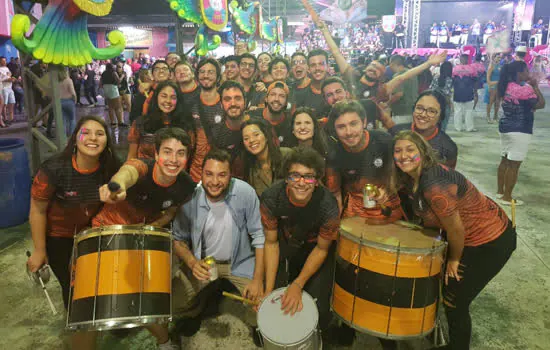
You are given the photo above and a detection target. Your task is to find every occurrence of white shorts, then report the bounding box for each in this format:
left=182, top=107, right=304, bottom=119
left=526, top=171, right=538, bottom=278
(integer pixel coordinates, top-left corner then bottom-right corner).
left=500, top=132, right=531, bottom=161
left=2, top=88, right=15, bottom=104
left=103, top=84, right=120, bottom=100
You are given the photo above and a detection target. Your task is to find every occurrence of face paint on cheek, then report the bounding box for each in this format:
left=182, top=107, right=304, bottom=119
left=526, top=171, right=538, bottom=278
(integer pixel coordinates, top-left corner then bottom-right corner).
left=158, top=158, right=165, bottom=166
left=79, top=128, right=87, bottom=142
left=412, top=154, right=421, bottom=162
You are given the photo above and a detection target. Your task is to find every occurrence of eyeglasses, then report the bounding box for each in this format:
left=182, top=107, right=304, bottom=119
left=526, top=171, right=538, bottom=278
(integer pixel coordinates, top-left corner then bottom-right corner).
left=153, top=67, right=170, bottom=73
left=292, top=59, right=307, bottom=65
left=287, top=173, right=317, bottom=184
left=414, top=105, right=440, bottom=118
left=240, top=62, right=256, bottom=68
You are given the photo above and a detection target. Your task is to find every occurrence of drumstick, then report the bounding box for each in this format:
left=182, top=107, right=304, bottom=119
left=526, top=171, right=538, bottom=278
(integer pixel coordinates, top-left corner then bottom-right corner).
left=511, top=199, right=516, bottom=228
left=222, top=291, right=259, bottom=306
left=26, top=251, right=57, bottom=315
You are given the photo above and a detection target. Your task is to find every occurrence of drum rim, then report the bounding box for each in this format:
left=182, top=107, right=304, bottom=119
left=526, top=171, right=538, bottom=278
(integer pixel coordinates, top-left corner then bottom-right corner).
left=339, top=229, right=447, bottom=254
left=330, top=310, right=435, bottom=340
left=257, top=287, right=319, bottom=343
left=66, top=315, right=171, bottom=331
left=75, top=225, right=171, bottom=243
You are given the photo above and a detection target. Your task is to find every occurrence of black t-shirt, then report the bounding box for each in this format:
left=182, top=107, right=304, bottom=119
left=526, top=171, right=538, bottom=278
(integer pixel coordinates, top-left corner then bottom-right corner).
left=181, top=86, right=201, bottom=130
left=248, top=108, right=293, bottom=147
left=260, top=181, right=339, bottom=258
left=198, top=96, right=224, bottom=142
left=125, top=159, right=196, bottom=212
left=389, top=123, right=458, bottom=169
left=210, top=121, right=243, bottom=163
left=294, top=85, right=329, bottom=120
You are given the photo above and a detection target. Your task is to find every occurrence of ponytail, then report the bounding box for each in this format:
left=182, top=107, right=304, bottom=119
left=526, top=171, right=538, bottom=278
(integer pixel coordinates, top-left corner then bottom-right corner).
left=497, top=61, right=528, bottom=99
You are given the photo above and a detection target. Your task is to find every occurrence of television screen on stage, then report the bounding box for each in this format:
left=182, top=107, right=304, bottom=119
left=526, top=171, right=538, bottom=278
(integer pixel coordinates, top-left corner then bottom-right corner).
left=318, top=0, right=369, bottom=24
left=514, top=0, right=535, bottom=31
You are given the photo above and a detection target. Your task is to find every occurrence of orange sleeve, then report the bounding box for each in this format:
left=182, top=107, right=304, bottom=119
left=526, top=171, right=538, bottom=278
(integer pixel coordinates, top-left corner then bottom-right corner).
left=124, top=159, right=149, bottom=178
left=260, top=203, right=278, bottom=231
left=127, top=120, right=140, bottom=144
left=318, top=216, right=339, bottom=241
left=142, top=93, right=153, bottom=115
left=424, top=183, right=459, bottom=218
left=31, top=169, right=55, bottom=201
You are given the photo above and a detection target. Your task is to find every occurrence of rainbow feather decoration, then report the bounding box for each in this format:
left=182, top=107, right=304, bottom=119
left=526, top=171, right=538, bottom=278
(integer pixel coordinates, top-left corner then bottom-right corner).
left=229, top=1, right=258, bottom=35
left=261, top=16, right=278, bottom=42
left=11, top=0, right=125, bottom=67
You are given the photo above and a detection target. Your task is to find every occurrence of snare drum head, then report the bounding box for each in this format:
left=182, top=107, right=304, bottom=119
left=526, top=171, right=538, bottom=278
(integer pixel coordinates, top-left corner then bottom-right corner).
left=76, top=225, right=171, bottom=243
left=340, top=216, right=445, bottom=250
left=257, top=287, right=318, bottom=344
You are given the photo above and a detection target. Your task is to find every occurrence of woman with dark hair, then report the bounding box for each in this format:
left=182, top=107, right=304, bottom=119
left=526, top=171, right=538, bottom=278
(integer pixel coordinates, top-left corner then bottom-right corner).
left=26, top=115, right=120, bottom=313
left=485, top=53, right=503, bottom=123
left=496, top=60, right=545, bottom=205
left=429, top=61, right=453, bottom=131
left=127, top=80, right=194, bottom=160
left=387, top=130, right=516, bottom=350
left=100, top=63, right=125, bottom=127
left=241, top=117, right=292, bottom=196
left=380, top=89, right=458, bottom=169
left=287, top=107, right=329, bottom=157
left=257, top=52, right=274, bottom=84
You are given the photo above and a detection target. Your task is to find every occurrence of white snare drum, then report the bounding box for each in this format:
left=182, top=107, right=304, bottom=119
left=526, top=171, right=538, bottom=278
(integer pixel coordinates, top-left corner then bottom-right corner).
left=257, top=288, right=321, bottom=350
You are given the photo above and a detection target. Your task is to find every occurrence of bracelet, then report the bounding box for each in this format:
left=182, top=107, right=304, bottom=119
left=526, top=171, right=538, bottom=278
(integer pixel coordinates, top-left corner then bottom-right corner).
left=292, top=281, right=304, bottom=290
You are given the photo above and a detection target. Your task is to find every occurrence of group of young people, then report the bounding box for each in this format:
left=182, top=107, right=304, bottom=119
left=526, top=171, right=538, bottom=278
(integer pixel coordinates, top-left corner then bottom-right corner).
left=24, top=13, right=543, bottom=350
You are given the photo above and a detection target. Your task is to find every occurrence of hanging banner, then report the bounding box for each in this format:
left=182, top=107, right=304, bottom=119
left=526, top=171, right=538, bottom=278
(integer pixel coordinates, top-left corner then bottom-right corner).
left=382, top=15, right=397, bottom=33
left=200, top=0, right=229, bottom=32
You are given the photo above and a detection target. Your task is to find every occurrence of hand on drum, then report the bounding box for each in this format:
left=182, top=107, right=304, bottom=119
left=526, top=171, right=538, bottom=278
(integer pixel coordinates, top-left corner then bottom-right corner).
left=27, top=250, right=47, bottom=273
left=445, top=259, right=463, bottom=285
left=191, top=260, right=211, bottom=281
left=281, top=282, right=303, bottom=316
left=99, top=183, right=127, bottom=203
left=243, top=278, right=264, bottom=305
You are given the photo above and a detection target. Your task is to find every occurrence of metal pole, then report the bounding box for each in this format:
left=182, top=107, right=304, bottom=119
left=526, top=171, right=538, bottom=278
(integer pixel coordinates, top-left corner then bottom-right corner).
left=175, top=14, right=183, bottom=55
left=49, top=66, right=67, bottom=147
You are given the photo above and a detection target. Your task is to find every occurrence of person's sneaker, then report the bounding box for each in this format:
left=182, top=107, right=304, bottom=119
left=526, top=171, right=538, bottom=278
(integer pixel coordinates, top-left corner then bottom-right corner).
left=251, top=327, right=263, bottom=347
left=173, top=316, right=201, bottom=337
left=158, top=339, right=180, bottom=350
left=498, top=198, right=524, bottom=206
left=88, top=103, right=96, bottom=108
left=495, top=193, right=504, bottom=199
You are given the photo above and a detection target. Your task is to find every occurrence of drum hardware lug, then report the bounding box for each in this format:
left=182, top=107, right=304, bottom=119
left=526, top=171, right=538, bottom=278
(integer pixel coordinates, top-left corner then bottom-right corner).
left=255, top=327, right=264, bottom=348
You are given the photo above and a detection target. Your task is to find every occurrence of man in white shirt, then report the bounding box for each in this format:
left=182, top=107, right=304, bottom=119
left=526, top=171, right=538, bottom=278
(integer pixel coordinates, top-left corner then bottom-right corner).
left=0, top=56, right=16, bottom=125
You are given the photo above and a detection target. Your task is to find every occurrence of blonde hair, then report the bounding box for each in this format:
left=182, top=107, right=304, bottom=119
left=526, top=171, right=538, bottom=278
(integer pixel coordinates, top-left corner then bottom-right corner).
left=390, top=131, right=440, bottom=193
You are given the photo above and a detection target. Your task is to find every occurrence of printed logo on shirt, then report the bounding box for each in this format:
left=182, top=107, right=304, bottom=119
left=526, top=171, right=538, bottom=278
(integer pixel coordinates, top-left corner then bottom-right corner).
left=140, top=194, right=148, bottom=201
left=65, top=191, right=78, bottom=197
left=227, top=144, right=235, bottom=150
left=418, top=199, right=424, bottom=211
left=363, top=91, right=371, bottom=98
left=214, top=115, right=222, bottom=124
left=278, top=136, right=284, bottom=143
left=347, top=169, right=357, bottom=175
left=193, top=113, right=200, bottom=119
left=374, top=158, right=383, bottom=168
left=162, top=200, right=173, bottom=209
left=366, top=122, right=374, bottom=130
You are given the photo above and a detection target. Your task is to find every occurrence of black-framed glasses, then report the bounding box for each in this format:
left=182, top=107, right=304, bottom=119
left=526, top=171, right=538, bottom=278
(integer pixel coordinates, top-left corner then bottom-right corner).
left=287, top=173, right=317, bottom=184
left=292, top=59, right=307, bottom=65
left=414, top=105, right=440, bottom=118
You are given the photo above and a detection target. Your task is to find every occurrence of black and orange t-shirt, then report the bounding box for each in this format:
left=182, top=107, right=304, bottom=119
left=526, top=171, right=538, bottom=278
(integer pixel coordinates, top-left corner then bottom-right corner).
left=92, top=159, right=196, bottom=226
left=31, top=154, right=110, bottom=238
left=294, top=84, right=329, bottom=121
left=326, top=130, right=401, bottom=223
left=354, top=76, right=389, bottom=103
left=248, top=108, right=293, bottom=147
left=128, top=114, right=172, bottom=160
left=260, top=180, right=340, bottom=258
left=181, top=84, right=201, bottom=130
left=389, top=123, right=458, bottom=169
left=412, top=165, right=508, bottom=247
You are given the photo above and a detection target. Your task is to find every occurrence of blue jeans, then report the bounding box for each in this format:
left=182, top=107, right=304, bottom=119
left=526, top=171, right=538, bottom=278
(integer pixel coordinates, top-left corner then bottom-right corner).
left=61, top=98, right=76, bottom=137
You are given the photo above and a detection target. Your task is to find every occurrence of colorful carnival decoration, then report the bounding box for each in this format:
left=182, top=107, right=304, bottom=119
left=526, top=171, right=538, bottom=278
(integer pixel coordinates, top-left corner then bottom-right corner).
left=261, top=16, right=278, bottom=42
left=169, top=0, right=230, bottom=55
left=229, top=1, right=258, bottom=52
left=277, top=17, right=284, bottom=44
left=11, top=0, right=125, bottom=67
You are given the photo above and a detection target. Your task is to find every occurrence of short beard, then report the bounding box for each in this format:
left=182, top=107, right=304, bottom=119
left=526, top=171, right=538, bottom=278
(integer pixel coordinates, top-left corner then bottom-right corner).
left=225, top=108, right=244, bottom=120
left=203, top=183, right=230, bottom=201
left=267, top=103, right=284, bottom=115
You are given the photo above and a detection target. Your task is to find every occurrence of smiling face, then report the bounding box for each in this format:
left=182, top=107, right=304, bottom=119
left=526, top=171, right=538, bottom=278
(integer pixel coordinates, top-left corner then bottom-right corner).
left=293, top=113, right=314, bottom=142
left=271, top=62, right=289, bottom=81
left=308, top=55, right=328, bottom=82
left=166, top=53, right=180, bottom=68
left=323, top=82, right=349, bottom=106
left=242, top=124, right=267, bottom=157
left=266, top=87, right=288, bottom=114
left=286, top=163, right=318, bottom=204
left=157, top=86, right=177, bottom=114
left=152, top=62, right=170, bottom=82
left=198, top=63, right=218, bottom=90
left=334, top=112, right=366, bottom=150
left=225, top=60, right=240, bottom=80
left=291, top=54, right=308, bottom=80
left=413, top=95, right=441, bottom=132
left=394, top=139, right=422, bottom=175
left=175, top=64, right=194, bottom=85
left=258, top=54, right=272, bottom=73
left=364, top=61, right=383, bottom=80
left=221, top=87, right=245, bottom=120
left=155, top=138, right=188, bottom=179
left=239, top=57, right=256, bottom=81
left=76, top=121, right=107, bottom=159
left=202, top=159, right=231, bottom=201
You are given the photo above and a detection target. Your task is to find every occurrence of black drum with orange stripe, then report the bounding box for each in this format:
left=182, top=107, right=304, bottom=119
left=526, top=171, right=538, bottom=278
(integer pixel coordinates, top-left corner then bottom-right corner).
left=67, top=225, right=172, bottom=331
left=332, top=217, right=446, bottom=339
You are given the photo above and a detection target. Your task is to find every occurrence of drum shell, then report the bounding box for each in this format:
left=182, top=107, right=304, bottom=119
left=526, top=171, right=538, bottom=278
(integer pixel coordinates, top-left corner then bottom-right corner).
left=332, top=223, right=445, bottom=339
left=67, top=225, right=172, bottom=331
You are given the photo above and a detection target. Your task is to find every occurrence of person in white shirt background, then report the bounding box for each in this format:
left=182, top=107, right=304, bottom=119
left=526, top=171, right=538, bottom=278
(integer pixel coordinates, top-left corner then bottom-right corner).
left=0, top=56, right=16, bottom=127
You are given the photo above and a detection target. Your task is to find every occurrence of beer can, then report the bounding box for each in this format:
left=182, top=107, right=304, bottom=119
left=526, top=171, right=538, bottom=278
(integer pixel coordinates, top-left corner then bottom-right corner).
left=204, top=256, right=218, bottom=281
left=363, top=184, right=378, bottom=209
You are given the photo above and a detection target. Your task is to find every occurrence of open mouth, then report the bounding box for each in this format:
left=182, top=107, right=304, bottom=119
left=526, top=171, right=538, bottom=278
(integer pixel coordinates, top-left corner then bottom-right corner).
left=248, top=143, right=261, bottom=151
left=85, top=143, right=99, bottom=150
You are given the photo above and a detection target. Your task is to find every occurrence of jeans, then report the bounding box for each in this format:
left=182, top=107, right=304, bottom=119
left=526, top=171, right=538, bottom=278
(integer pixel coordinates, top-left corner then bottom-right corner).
left=85, top=84, right=98, bottom=105
left=61, top=98, right=76, bottom=137
left=444, top=223, right=516, bottom=350
left=46, top=236, right=74, bottom=309
left=453, top=100, right=475, bottom=131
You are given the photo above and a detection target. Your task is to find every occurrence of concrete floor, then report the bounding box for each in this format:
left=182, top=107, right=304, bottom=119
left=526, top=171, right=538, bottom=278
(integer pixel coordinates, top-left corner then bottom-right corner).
left=0, top=89, right=549, bottom=350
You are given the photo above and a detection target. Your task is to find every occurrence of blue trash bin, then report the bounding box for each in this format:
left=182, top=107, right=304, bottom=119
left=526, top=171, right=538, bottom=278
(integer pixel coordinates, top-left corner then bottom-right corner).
left=0, top=138, right=31, bottom=228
